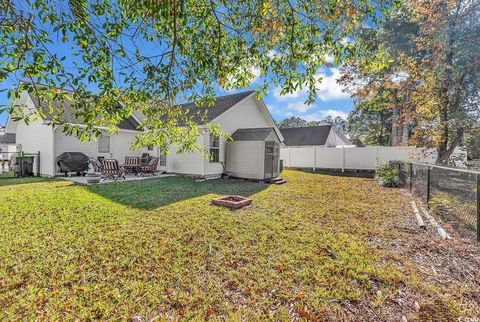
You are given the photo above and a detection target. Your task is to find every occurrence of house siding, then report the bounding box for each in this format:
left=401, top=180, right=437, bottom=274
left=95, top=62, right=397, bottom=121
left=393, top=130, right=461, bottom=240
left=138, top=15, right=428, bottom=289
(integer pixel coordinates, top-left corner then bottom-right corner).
left=203, top=96, right=278, bottom=177
left=55, top=129, right=154, bottom=174
left=15, top=119, right=55, bottom=176
left=225, top=141, right=265, bottom=179
left=166, top=132, right=206, bottom=176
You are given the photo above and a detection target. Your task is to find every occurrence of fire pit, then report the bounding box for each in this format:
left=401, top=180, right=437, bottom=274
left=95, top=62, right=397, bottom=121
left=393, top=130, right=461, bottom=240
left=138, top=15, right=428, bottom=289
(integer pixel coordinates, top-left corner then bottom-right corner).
left=212, top=195, right=252, bottom=209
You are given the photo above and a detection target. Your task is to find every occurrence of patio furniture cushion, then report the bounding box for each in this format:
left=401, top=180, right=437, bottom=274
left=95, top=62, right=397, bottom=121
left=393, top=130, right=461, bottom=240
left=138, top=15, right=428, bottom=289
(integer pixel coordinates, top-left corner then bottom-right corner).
left=139, top=157, right=159, bottom=176
left=102, top=159, right=126, bottom=180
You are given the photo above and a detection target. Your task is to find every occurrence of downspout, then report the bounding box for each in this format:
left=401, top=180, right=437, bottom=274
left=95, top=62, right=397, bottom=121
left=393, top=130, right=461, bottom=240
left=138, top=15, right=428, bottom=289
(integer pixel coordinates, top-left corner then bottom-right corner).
left=52, top=126, right=58, bottom=177
left=202, top=129, right=206, bottom=178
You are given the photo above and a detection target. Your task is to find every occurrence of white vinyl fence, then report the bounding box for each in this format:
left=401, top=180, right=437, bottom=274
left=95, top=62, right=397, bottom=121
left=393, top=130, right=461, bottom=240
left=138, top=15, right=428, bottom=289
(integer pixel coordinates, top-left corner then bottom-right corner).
left=280, top=146, right=467, bottom=171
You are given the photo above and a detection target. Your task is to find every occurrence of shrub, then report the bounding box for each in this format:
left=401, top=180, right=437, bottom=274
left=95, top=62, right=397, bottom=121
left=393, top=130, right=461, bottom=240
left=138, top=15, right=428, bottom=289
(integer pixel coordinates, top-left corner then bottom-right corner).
left=375, top=161, right=406, bottom=188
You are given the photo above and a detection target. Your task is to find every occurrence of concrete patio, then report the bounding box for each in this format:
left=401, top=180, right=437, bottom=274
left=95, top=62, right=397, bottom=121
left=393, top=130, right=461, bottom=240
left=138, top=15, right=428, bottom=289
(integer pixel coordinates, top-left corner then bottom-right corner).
left=59, top=173, right=176, bottom=185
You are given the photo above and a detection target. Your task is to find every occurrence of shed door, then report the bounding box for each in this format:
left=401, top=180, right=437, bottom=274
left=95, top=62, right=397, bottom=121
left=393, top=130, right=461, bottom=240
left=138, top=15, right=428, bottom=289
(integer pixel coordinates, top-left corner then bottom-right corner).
left=264, top=141, right=280, bottom=179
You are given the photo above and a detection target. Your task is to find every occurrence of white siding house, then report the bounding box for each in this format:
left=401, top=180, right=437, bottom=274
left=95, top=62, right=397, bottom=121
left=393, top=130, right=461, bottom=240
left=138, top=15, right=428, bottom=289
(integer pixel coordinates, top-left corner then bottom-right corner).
left=6, top=91, right=156, bottom=176
left=160, top=91, right=283, bottom=179
left=7, top=90, right=283, bottom=179
left=0, top=130, right=16, bottom=171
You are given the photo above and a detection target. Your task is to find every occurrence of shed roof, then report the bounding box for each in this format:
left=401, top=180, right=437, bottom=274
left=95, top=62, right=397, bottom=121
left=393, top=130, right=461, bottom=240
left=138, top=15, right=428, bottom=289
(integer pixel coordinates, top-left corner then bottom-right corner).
left=0, top=133, right=16, bottom=144
left=176, top=91, right=254, bottom=125
left=27, top=92, right=141, bottom=131
left=279, top=125, right=332, bottom=146
left=231, top=127, right=278, bottom=141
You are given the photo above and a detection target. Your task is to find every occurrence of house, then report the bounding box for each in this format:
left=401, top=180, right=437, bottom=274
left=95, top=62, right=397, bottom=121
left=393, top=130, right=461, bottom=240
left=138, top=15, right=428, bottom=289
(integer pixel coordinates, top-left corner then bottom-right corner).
left=5, top=91, right=156, bottom=176
left=6, top=90, right=283, bottom=179
left=160, top=91, right=283, bottom=179
left=0, top=129, right=16, bottom=171
left=279, top=125, right=353, bottom=148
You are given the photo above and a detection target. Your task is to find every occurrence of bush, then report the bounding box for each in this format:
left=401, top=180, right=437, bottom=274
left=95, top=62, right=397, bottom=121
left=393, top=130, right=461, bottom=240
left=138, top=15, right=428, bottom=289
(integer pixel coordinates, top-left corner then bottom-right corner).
left=375, top=161, right=406, bottom=188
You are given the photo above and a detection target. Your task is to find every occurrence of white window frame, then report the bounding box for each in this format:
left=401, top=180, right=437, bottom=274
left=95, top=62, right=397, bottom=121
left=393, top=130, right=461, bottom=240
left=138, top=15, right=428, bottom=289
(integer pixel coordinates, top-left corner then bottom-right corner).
left=98, top=134, right=111, bottom=154
left=209, top=134, right=220, bottom=163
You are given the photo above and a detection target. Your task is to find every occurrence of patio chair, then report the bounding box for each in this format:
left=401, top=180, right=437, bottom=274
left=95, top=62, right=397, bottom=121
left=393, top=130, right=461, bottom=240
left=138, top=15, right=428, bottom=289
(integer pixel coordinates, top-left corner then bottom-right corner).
left=123, top=156, right=140, bottom=174
left=102, top=159, right=126, bottom=181
left=140, top=153, right=150, bottom=165
left=138, top=157, right=160, bottom=177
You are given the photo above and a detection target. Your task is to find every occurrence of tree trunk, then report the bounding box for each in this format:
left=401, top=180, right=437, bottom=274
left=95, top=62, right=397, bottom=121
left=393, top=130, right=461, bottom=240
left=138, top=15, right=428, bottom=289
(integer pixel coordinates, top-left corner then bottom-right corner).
left=390, top=88, right=400, bottom=146
left=401, top=90, right=411, bottom=146
left=436, top=127, right=464, bottom=164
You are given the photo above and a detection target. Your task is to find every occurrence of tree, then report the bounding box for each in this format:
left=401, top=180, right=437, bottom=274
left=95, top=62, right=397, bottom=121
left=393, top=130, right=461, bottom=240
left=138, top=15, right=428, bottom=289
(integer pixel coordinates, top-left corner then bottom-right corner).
left=0, top=0, right=392, bottom=151
left=277, top=115, right=346, bottom=132
left=339, top=4, right=420, bottom=147
left=345, top=94, right=392, bottom=146
left=410, top=0, right=480, bottom=164
left=339, top=0, right=480, bottom=164
left=322, top=115, right=346, bottom=133
left=277, top=116, right=311, bottom=128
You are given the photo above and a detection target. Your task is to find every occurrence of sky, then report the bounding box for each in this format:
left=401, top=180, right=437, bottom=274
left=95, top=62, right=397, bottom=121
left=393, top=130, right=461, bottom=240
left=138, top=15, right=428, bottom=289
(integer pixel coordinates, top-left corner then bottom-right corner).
left=215, top=64, right=353, bottom=123
left=0, top=66, right=353, bottom=127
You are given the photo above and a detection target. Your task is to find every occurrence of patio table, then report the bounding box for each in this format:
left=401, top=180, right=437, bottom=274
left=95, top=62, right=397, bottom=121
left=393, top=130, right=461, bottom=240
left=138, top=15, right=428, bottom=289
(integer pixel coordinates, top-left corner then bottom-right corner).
left=120, top=164, right=143, bottom=176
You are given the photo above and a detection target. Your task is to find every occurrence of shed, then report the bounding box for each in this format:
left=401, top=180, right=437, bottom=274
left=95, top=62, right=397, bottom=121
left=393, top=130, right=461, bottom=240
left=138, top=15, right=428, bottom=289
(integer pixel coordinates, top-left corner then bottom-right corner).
left=226, top=127, right=281, bottom=180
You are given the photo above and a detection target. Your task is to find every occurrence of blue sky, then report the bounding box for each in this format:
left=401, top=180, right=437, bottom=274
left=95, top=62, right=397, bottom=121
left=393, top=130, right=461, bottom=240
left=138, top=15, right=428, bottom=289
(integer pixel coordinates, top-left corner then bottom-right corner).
left=0, top=66, right=353, bottom=126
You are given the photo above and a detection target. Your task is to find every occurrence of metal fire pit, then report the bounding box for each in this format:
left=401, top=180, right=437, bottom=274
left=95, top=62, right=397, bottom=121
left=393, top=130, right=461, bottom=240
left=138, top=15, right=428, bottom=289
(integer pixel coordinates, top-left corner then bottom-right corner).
left=212, top=195, right=252, bottom=209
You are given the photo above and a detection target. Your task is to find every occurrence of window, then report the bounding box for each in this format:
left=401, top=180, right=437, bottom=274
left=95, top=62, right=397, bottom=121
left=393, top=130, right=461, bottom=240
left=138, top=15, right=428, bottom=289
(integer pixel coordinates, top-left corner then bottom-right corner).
left=98, top=134, right=110, bottom=153
left=209, top=134, right=220, bottom=163
left=159, top=153, right=166, bottom=167
left=147, top=145, right=153, bottom=151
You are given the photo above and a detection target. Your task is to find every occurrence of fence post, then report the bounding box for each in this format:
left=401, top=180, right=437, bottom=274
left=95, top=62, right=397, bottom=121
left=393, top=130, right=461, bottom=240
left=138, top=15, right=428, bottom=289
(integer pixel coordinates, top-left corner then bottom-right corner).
left=476, top=173, right=480, bottom=243
left=426, top=166, right=431, bottom=208
left=19, top=151, right=23, bottom=178
left=37, top=151, right=41, bottom=177
left=409, top=163, right=413, bottom=193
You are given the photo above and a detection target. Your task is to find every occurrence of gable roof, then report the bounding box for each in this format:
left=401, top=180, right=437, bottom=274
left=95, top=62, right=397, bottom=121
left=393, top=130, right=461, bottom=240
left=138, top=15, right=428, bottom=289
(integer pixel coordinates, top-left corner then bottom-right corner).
left=231, top=127, right=278, bottom=141
left=27, top=92, right=141, bottom=131
left=280, top=125, right=333, bottom=146
left=0, top=133, right=16, bottom=144
left=334, top=128, right=352, bottom=145
left=176, top=91, right=254, bottom=125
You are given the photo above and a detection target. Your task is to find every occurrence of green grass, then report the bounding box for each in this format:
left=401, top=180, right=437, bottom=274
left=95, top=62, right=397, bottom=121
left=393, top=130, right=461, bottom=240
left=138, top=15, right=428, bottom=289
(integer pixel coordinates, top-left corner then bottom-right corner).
left=0, top=170, right=477, bottom=320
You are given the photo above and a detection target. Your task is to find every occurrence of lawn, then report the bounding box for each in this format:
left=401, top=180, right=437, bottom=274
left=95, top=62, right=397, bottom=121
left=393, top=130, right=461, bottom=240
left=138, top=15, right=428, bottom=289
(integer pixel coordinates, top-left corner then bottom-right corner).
left=0, top=170, right=478, bottom=320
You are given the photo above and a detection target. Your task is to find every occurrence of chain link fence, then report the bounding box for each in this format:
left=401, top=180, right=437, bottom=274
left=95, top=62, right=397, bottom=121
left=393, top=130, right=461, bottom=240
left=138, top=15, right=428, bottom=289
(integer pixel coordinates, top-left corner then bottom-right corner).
left=409, top=163, right=479, bottom=242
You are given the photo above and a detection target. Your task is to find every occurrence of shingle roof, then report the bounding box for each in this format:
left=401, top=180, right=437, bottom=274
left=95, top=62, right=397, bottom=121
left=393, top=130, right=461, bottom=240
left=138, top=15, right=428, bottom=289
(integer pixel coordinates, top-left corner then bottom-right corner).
left=335, top=129, right=352, bottom=145
left=176, top=91, right=254, bottom=125
left=0, top=133, right=16, bottom=144
left=231, top=127, right=277, bottom=141
left=27, top=92, right=141, bottom=131
left=279, top=125, right=333, bottom=146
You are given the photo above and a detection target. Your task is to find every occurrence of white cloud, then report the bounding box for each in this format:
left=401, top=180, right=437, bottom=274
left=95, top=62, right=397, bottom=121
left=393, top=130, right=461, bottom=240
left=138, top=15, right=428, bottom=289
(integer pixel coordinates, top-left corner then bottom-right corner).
left=271, top=67, right=350, bottom=103
left=303, top=109, right=349, bottom=121
left=286, top=102, right=313, bottom=113
left=223, top=65, right=261, bottom=91
left=315, top=68, right=350, bottom=102
left=272, top=87, right=303, bottom=100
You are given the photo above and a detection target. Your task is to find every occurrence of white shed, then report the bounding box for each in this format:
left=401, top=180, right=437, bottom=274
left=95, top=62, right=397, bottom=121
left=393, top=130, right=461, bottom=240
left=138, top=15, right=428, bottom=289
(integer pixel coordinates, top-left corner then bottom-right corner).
left=225, top=128, right=281, bottom=180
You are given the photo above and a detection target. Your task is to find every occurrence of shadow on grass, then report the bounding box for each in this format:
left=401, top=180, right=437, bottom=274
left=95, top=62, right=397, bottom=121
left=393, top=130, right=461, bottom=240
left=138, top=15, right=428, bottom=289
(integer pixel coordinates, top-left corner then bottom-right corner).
left=294, top=169, right=375, bottom=179
left=85, top=176, right=269, bottom=210
left=0, top=172, right=51, bottom=187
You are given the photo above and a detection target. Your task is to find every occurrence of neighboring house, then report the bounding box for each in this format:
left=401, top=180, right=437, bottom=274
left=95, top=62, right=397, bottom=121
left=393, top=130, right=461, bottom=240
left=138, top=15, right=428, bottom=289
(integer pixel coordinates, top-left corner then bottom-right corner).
left=280, top=125, right=353, bottom=148
left=6, top=90, right=283, bottom=179
left=0, top=131, right=16, bottom=170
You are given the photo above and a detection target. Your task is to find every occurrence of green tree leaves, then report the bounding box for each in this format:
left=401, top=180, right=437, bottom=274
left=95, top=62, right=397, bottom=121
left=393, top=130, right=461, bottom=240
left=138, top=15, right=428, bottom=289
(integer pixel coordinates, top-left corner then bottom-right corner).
left=1, top=0, right=391, bottom=151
